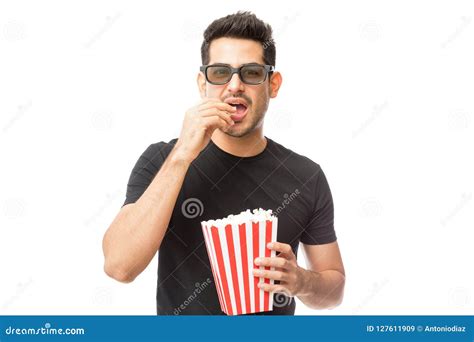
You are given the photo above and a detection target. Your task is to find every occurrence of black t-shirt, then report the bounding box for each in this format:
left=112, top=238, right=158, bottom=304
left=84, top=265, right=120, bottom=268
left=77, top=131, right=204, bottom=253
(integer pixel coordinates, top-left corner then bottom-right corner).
left=123, top=137, right=336, bottom=315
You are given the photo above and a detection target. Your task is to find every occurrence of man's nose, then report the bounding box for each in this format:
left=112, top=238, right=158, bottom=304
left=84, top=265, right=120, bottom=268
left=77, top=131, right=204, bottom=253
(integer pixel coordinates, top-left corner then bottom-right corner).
left=226, top=73, right=245, bottom=93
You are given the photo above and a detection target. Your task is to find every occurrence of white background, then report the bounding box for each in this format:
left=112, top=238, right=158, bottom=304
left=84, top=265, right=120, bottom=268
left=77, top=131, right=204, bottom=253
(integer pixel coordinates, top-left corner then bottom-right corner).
left=1, top=0, right=473, bottom=315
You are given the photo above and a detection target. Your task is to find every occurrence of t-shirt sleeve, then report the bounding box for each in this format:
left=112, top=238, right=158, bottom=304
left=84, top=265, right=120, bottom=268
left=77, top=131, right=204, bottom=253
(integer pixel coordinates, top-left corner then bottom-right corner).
left=122, top=142, right=168, bottom=207
left=300, top=167, right=337, bottom=245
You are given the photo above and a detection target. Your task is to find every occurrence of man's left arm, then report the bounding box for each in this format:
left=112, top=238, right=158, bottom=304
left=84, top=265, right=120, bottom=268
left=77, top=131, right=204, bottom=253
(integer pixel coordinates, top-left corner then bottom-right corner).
left=254, top=241, right=345, bottom=310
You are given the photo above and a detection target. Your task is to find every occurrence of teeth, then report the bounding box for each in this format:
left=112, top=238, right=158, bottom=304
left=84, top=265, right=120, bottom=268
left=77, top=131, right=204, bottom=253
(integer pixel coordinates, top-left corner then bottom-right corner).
left=227, top=102, right=247, bottom=107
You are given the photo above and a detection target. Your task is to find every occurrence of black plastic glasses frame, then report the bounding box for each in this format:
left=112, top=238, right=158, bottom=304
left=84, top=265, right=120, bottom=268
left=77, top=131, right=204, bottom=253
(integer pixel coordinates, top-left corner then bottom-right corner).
left=200, top=63, right=275, bottom=85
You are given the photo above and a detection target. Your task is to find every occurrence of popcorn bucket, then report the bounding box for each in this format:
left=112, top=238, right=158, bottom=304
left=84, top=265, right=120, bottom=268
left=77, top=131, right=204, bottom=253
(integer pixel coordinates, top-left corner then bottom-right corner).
left=201, top=209, right=278, bottom=315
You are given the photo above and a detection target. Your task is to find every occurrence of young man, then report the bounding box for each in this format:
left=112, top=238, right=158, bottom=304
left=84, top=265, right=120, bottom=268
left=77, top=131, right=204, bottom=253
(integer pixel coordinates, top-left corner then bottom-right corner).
left=102, top=11, right=345, bottom=315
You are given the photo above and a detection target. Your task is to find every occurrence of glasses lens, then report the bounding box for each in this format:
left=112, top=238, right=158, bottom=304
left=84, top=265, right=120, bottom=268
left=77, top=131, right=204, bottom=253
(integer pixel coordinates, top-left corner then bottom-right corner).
left=207, top=66, right=232, bottom=84
left=241, top=65, right=266, bottom=84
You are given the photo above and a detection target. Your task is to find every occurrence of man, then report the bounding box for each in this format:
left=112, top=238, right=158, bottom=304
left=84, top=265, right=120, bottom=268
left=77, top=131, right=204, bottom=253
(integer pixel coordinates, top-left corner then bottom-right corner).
left=102, top=11, right=345, bottom=315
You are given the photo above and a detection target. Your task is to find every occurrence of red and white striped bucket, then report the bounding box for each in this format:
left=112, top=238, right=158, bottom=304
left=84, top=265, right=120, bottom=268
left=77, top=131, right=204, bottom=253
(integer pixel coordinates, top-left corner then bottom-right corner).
left=201, top=209, right=278, bottom=315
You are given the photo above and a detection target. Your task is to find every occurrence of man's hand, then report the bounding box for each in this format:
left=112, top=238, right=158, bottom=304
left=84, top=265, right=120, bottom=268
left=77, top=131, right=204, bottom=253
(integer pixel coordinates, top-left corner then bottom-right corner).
left=174, top=98, right=236, bottom=163
left=253, top=242, right=304, bottom=296
left=253, top=241, right=346, bottom=310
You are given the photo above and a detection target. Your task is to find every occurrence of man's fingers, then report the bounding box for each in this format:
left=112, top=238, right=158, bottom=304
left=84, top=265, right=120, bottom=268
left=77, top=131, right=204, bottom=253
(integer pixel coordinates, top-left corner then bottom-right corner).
left=267, top=242, right=293, bottom=255
left=201, top=116, right=233, bottom=131
left=256, top=283, right=289, bottom=294
left=253, top=269, right=286, bottom=281
left=199, top=101, right=237, bottom=113
left=200, top=108, right=234, bottom=126
left=254, top=256, right=289, bottom=269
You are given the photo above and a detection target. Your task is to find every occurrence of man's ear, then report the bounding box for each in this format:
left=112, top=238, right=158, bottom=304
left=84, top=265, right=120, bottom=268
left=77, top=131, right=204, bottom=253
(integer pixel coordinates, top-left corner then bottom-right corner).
left=269, top=71, right=282, bottom=98
left=197, top=72, right=207, bottom=98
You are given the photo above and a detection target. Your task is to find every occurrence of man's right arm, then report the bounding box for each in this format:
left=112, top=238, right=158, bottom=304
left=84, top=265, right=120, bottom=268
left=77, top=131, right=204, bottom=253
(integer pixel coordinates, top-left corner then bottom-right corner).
left=102, top=145, right=192, bottom=283
left=102, top=98, right=236, bottom=283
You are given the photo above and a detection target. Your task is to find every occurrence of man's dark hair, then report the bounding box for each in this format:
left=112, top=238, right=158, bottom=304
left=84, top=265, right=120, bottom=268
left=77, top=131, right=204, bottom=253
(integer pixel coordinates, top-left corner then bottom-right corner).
left=201, top=11, right=276, bottom=67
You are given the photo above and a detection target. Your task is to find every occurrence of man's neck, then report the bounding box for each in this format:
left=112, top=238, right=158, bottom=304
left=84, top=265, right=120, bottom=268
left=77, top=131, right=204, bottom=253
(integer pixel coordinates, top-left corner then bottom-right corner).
left=211, top=128, right=267, bottom=157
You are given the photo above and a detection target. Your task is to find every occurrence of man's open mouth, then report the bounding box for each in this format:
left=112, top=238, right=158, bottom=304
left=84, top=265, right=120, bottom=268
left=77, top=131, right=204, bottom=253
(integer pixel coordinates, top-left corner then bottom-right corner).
left=225, top=98, right=249, bottom=122
left=229, top=103, right=247, bottom=113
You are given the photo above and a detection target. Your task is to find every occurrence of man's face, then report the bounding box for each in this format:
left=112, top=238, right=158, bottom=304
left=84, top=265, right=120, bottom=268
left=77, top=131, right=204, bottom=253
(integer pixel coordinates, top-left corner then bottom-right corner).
left=198, top=37, right=281, bottom=138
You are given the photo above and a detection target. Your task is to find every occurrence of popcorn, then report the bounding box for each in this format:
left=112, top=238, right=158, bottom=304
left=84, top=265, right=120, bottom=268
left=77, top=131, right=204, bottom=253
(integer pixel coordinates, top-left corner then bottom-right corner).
left=201, top=209, right=278, bottom=315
